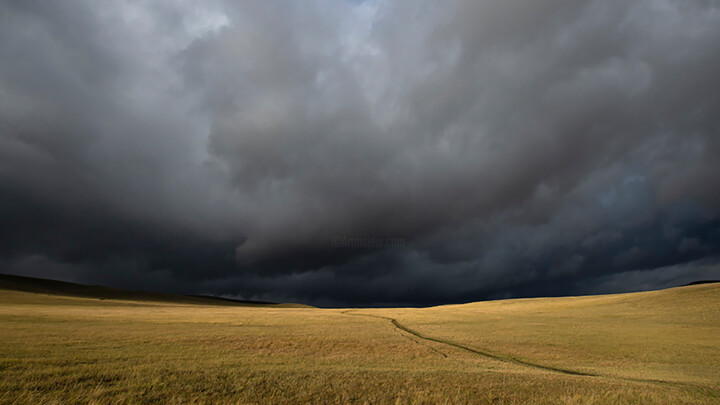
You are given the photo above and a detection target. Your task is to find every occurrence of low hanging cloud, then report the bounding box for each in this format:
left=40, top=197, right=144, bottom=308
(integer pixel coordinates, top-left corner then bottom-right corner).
left=1, top=0, right=719, bottom=306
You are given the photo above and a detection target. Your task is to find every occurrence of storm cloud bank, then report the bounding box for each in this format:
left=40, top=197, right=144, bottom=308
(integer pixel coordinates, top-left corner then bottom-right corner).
left=1, top=0, right=719, bottom=306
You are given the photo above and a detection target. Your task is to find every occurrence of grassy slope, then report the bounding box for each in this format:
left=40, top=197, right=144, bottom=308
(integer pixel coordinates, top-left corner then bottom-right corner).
left=0, top=276, right=718, bottom=404
left=367, top=283, right=720, bottom=386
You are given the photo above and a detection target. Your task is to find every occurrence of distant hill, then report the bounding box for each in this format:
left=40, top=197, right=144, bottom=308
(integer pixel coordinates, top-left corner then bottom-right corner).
left=683, top=280, right=720, bottom=286
left=0, top=273, right=293, bottom=307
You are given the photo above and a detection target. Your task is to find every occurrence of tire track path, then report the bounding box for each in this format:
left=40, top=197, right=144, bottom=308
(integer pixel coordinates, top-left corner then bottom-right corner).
left=342, top=310, right=707, bottom=390
left=343, top=310, right=591, bottom=376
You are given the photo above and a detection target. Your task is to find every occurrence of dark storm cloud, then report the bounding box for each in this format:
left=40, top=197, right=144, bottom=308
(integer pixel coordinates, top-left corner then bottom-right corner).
left=1, top=0, right=719, bottom=306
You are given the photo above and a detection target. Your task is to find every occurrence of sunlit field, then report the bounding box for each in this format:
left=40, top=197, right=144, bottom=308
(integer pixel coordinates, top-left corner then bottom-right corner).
left=1, top=276, right=718, bottom=404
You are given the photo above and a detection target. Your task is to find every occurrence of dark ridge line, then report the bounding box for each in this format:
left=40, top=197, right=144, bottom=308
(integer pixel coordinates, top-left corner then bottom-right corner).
left=187, top=294, right=276, bottom=306
left=0, top=273, right=289, bottom=307
left=683, top=280, right=720, bottom=286
left=342, top=310, right=705, bottom=390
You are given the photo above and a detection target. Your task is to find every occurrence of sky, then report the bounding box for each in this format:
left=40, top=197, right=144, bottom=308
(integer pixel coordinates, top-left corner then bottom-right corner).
left=1, top=0, right=719, bottom=306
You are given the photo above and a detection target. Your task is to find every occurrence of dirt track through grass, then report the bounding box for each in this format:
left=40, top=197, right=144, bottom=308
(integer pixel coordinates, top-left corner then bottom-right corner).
left=343, top=310, right=597, bottom=375
left=342, top=310, right=707, bottom=390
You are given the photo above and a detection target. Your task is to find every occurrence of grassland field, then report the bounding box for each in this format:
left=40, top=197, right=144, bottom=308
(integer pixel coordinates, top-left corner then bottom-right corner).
left=0, top=274, right=718, bottom=404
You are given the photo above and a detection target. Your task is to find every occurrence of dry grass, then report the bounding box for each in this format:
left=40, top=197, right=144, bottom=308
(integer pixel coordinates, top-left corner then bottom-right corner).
left=0, top=282, right=718, bottom=404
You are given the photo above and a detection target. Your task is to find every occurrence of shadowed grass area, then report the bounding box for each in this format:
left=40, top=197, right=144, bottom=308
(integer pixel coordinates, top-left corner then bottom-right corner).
left=0, top=275, right=718, bottom=404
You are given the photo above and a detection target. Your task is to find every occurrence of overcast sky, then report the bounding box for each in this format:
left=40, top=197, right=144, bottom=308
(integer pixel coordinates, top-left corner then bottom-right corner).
left=1, top=0, right=719, bottom=306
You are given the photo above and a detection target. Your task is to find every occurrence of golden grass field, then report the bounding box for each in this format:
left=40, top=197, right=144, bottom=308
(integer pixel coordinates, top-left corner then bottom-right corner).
left=0, top=275, right=718, bottom=404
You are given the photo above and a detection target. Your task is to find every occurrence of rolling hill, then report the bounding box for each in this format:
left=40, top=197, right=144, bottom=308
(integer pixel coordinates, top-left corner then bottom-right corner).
left=0, top=274, right=718, bottom=404
left=0, top=273, right=285, bottom=307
